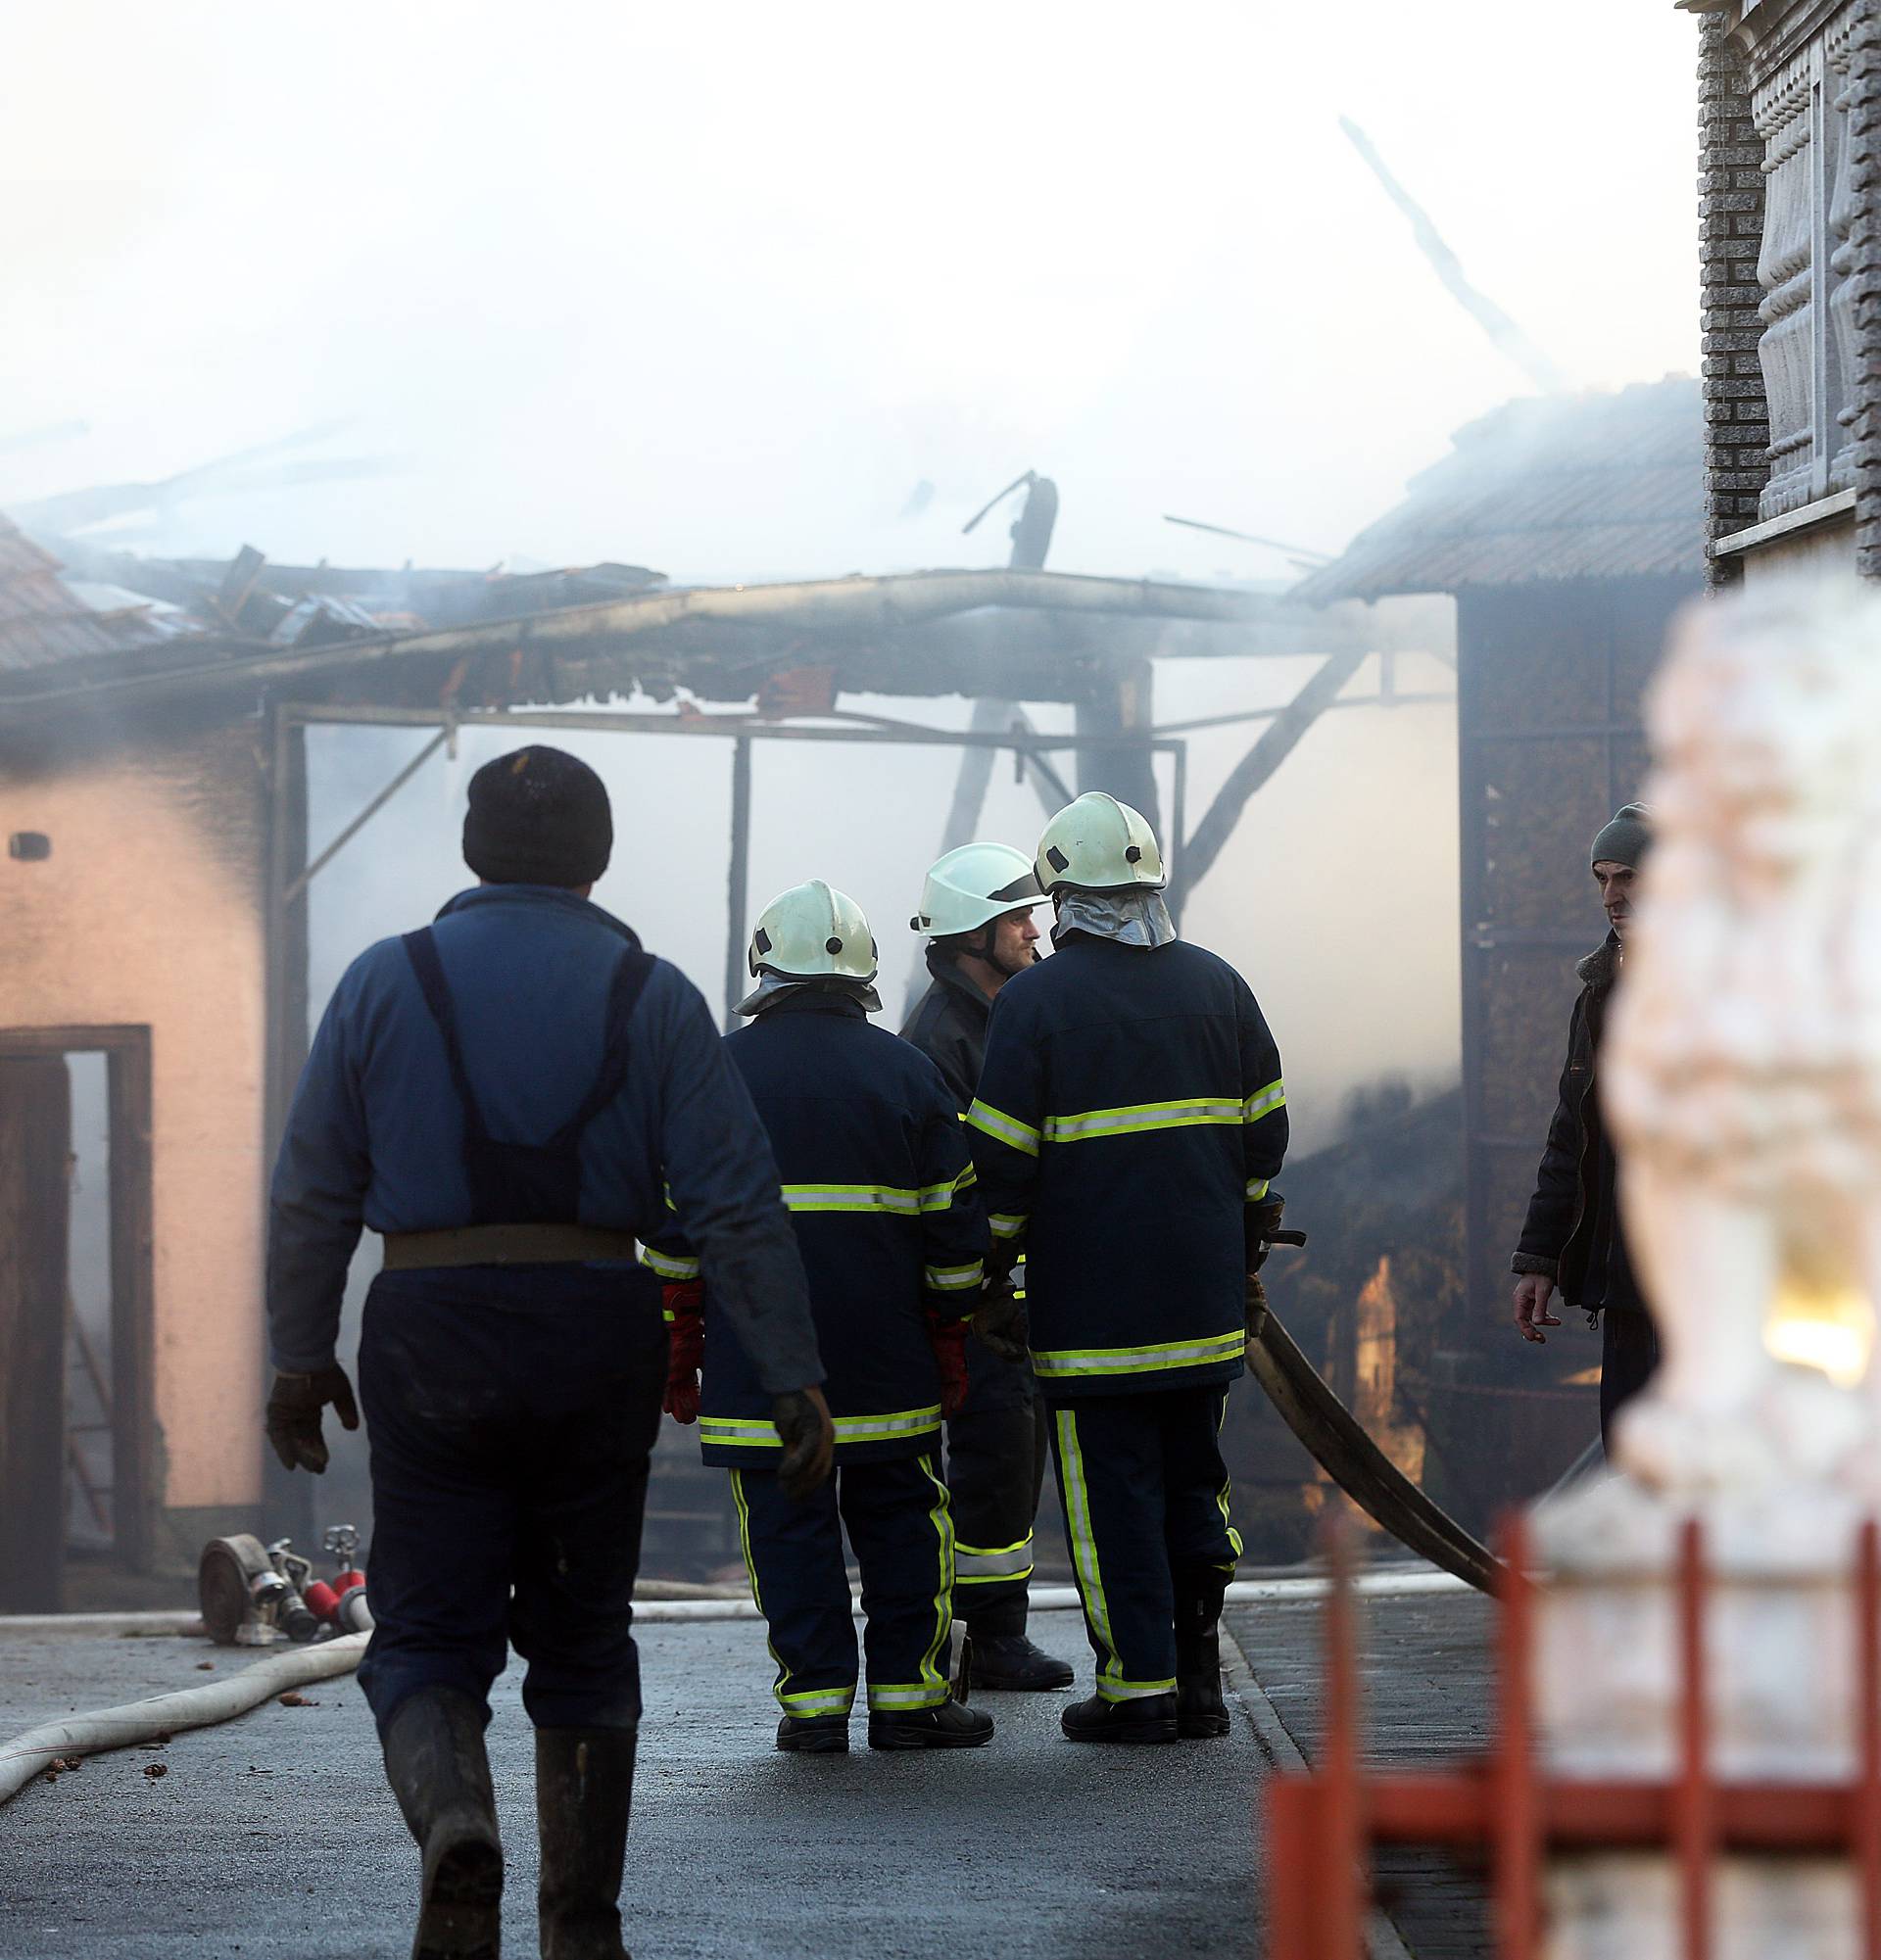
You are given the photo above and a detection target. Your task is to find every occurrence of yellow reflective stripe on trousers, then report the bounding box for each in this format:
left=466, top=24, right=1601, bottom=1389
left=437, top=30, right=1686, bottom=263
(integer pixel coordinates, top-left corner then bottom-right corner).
left=1243, top=1078, right=1286, bottom=1122
left=966, top=1099, right=1041, bottom=1157
left=780, top=1182, right=921, bottom=1216
left=1215, top=1390, right=1243, bottom=1565
left=1032, top=1329, right=1246, bottom=1380
left=699, top=1406, right=943, bottom=1448
left=639, top=1245, right=699, bottom=1281
left=953, top=1534, right=1034, bottom=1584
left=866, top=1452, right=954, bottom=1711
left=731, top=1468, right=852, bottom=1716
left=1043, top=1096, right=1243, bottom=1143
left=1056, top=1410, right=1173, bottom=1701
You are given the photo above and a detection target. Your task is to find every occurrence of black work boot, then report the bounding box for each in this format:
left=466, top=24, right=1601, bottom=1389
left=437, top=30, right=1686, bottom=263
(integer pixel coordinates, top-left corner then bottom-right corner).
left=1059, top=1691, right=1180, bottom=1745
left=536, top=1726, right=636, bottom=1960
left=380, top=1686, right=504, bottom=1960
left=867, top=1699, right=995, bottom=1750
left=1175, top=1573, right=1232, bottom=1740
left=970, top=1631, right=1075, bottom=1692
left=775, top=1713, right=849, bottom=1754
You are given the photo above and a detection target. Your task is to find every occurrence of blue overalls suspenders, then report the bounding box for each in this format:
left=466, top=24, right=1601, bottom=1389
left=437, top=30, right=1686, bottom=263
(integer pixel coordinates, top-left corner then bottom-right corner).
left=353, top=927, right=670, bottom=1738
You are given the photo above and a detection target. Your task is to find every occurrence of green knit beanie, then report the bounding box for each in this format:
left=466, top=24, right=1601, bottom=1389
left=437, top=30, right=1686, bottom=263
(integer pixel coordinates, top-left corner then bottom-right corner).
left=1590, top=802, right=1653, bottom=870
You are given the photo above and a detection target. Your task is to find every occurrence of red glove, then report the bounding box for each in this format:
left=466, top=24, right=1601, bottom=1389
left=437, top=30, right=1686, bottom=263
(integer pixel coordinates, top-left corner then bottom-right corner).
left=662, top=1280, right=704, bottom=1424
left=925, top=1310, right=970, bottom=1418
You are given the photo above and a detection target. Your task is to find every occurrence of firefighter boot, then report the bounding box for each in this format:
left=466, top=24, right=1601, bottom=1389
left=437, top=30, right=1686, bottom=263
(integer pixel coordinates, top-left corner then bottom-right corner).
left=1175, top=1570, right=1232, bottom=1740
left=776, top=1713, right=850, bottom=1753
left=536, top=1726, right=636, bottom=1960
left=1059, top=1692, right=1180, bottom=1745
left=380, top=1686, right=505, bottom=1960
left=867, top=1699, right=995, bottom=1749
left=970, top=1632, right=1075, bottom=1692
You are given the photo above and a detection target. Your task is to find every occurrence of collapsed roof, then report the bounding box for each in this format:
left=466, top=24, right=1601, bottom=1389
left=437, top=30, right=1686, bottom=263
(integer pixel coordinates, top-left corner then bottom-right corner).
left=1294, top=378, right=1705, bottom=603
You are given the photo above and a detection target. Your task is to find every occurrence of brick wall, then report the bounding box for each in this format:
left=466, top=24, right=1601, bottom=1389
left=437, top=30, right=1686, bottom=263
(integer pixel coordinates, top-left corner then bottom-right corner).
left=1698, top=15, right=1769, bottom=587
left=1846, top=3, right=1881, bottom=578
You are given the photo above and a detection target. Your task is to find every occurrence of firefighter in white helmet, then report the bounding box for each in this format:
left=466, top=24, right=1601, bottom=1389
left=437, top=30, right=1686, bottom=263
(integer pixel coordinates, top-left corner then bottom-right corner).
left=966, top=793, right=1289, bottom=1744
left=649, top=881, right=996, bottom=1751
left=900, top=843, right=1073, bottom=1692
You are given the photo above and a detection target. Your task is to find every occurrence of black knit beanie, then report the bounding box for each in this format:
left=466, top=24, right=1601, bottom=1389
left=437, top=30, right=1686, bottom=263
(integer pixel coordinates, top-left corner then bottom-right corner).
left=462, top=746, right=612, bottom=887
left=1590, top=802, right=1653, bottom=871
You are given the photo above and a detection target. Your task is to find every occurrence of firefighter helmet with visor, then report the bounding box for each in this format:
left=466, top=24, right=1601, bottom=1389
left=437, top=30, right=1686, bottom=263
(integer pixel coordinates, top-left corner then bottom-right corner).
left=909, top=841, right=1043, bottom=937
left=747, top=880, right=879, bottom=984
left=1034, top=792, right=1166, bottom=894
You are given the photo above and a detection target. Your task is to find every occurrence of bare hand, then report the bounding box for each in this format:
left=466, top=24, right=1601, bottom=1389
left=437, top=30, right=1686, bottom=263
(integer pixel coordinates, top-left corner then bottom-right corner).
left=1513, top=1273, right=1560, bottom=1344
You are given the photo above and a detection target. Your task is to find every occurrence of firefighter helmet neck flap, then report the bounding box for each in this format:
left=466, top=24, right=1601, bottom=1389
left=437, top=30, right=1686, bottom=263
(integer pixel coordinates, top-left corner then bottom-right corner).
left=741, top=880, right=882, bottom=1016
left=910, top=842, right=1043, bottom=937
left=1035, top=792, right=1166, bottom=894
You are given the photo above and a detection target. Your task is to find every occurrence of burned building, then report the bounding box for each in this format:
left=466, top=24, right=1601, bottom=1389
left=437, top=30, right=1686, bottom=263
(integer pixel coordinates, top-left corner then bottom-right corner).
left=1293, top=379, right=1705, bottom=1519
left=1, top=516, right=1419, bottom=1603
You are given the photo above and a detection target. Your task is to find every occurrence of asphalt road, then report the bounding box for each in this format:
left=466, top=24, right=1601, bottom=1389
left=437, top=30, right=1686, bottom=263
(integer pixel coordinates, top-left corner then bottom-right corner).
left=1, top=1607, right=1266, bottom=1960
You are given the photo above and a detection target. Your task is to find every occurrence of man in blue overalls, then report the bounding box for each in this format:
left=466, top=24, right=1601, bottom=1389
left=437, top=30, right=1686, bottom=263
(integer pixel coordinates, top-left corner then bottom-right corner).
left=653, top=880, right=995, bottom=1753
left=265, top=746, right=831, bottom=1960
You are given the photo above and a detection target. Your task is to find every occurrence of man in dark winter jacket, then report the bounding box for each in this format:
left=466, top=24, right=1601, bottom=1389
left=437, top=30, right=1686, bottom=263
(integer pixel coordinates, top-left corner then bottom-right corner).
left=1511, top=801, right=1660, bottom=1448
left=900, top=842, right=1071, bottom=1693
left=266, top=746, right=831, bottom=1960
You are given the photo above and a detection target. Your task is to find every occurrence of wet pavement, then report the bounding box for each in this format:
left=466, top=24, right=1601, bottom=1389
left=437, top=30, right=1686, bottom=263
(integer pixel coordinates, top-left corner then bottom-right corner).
left=1, top=1606, right=1266, bottom=1960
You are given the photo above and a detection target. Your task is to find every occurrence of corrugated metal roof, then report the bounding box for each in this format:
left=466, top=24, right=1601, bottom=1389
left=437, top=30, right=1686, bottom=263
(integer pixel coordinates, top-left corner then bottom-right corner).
left=1293, top=378, right=1704, bottom=603
left=0, top=513, right=169, bottom=672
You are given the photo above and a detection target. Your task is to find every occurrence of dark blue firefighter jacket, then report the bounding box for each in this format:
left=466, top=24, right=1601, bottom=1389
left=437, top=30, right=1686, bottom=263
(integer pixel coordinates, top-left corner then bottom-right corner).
left=266, top=884, right=823, bottom=1396
left=645, top=990, right=989, bottom=1466
left=966, top=932, right=1287, bottom=1400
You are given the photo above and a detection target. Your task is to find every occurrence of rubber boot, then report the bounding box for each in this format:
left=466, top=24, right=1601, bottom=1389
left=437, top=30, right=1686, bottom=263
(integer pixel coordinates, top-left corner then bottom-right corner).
left=866, top=1698, right=995, bottom=1750
left=536, top=1727, right=637, bottom=1960
left=1175, top=1570, right=1231, bottom=1740
left=970, top=1631, right=1075, bottom=1691
left=1059, top=1690, right=1179, bottom=1744
left=380, top=1686, right=505, bottom=1960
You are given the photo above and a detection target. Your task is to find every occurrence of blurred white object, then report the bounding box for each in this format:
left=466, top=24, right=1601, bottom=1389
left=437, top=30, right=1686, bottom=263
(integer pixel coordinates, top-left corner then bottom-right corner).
left=1604, top=576, right=1881, bottom=1494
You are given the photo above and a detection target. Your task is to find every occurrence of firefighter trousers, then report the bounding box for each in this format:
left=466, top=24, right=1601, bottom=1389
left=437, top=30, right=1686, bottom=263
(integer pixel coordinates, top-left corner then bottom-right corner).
left=728, top=1454, right=955, bottom=1716
left=1047, top=1384, right=1241, bottom=1702
left=355, top=1266, right=666, bottom=1740
left=945, top=1394, right=1048, bottom=1638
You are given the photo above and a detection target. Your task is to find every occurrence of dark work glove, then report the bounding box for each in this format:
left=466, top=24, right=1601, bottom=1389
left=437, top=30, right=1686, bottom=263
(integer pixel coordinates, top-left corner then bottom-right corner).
left=1245, top=1193, right=1306, bottom=1273
left=973, top=1281, right=1030, bottom=1366
left=265, top=1365, right=361, bottom=1474
left=773, top=1386, right=835, bottom=1503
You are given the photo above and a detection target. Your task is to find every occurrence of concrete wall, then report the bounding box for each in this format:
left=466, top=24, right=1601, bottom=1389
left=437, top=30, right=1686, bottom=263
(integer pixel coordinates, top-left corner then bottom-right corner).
left=0, top=720, right=267, bottom=1544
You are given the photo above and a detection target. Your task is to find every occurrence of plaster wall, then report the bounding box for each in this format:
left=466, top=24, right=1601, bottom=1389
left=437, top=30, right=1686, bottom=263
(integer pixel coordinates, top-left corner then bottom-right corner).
left=0, top=720, right=266, bottom=1520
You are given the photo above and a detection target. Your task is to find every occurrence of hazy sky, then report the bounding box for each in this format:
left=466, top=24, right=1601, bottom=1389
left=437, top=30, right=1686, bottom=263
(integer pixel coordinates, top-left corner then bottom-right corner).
left=5, top=3, right=1701, bottom=1146
left=4, top=2, right=1700, bottom=583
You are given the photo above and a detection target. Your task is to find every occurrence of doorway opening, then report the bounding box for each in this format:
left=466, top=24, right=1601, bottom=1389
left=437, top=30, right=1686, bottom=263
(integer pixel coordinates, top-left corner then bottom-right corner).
left=0, top=1027, right=154, bottom=1611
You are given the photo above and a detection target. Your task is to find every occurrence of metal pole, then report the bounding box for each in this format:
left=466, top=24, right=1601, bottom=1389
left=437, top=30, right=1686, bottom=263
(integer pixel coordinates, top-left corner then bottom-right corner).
left=283, top=729, right=448, bottom=905
left=724, top=737, right=752, bottom=1028
left=1167, top=739, right=1189, bottom=928
left=262, top=699, right=313, bottom=1547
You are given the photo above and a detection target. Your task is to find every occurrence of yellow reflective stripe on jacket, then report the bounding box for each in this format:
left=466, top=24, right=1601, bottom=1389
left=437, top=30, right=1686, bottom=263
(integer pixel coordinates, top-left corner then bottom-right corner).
left=1245, top=1178, right=1270, bottom=1202
left=779, top=1182, right=922, bottom=1217
left=640, top=1245, right=699, bottom=1281
left=924, top=1261, right=984, bottom=1293
left=1032, top=1329, right=1246, bottom=1380
left=1244, top=1078, right=1286, bottom=1122
left=966, top=1099, right=1041, bottom=1157
left=921, top=1165, right=977, bottom=1212
left=989, top=1212, right=1029, bottom=1241
left=1042, top=1096, right=1242, bottom=1143
left=699, top=1405, right=944, bottom=1448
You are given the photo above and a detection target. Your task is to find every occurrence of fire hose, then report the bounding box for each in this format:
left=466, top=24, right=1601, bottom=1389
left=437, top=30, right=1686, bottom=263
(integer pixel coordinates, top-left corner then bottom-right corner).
left=0, top=1631, right=369, bottom=1807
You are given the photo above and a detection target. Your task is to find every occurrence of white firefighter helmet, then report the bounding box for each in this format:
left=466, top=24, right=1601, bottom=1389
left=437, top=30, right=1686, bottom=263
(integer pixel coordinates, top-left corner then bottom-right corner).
left=1035, top=791, right=1166, bottom=894
left=910, top=841, right=1043, bottom=937
left=747, top=880, right=879, bottom=983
